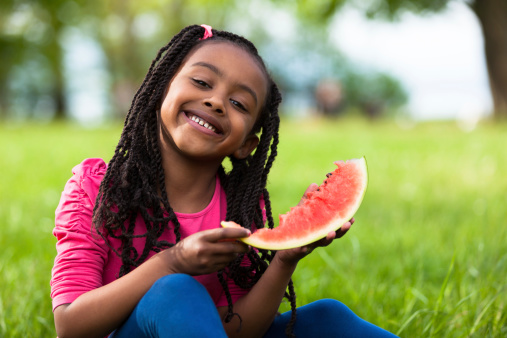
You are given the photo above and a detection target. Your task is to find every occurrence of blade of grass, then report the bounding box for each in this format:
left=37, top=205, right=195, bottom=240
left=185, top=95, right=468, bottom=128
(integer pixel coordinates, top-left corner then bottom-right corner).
left=396, top=309, right=431, bottom=336
left=428, top=253, right=456, bottom=337
left=469, top=286, right=505, bottom=335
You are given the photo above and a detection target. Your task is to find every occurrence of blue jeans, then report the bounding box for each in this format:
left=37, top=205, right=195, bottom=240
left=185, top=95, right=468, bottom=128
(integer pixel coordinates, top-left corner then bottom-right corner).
left=110, top=274, right=398, bottom=337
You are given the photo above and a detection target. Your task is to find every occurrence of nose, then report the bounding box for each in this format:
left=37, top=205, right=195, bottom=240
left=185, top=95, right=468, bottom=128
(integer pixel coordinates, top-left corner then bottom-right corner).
left=204, top=97, right=224, bottom=114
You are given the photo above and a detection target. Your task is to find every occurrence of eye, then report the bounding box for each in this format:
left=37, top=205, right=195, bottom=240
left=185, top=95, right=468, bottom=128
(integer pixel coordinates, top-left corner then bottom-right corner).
left=230, top=99, right=247, bottom=112
left=192, top=78, right=210, bottom=88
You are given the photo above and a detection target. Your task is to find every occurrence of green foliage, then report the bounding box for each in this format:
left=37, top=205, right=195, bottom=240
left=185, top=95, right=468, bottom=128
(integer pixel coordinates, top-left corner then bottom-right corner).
left=279, top=0, right=348, bottom=22
left=259, top=22, right=408, bottom=118
left=1, top=0, right=411, bottom=121
left=280, top=0, right=451, bottom=22
left=341, top=71, right=408, bottom=117
left=0, top=0, right=235, bottom=119
left=360, top=0, right=450, bottom=20
left=1, top=118, right=506, bottom=336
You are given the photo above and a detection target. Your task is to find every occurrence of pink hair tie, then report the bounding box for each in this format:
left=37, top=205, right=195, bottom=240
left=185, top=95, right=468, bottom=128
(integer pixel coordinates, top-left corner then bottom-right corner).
left=200, top=24, right=213, bottom=40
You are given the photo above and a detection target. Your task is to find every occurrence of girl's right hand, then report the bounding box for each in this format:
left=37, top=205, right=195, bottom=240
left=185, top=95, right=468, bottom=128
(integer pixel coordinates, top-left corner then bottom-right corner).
left=160, top=227, right=251, bottom=276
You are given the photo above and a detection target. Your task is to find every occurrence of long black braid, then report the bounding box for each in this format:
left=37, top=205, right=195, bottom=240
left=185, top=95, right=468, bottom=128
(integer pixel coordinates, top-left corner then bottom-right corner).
left=92, top=25, right=298, bottom=336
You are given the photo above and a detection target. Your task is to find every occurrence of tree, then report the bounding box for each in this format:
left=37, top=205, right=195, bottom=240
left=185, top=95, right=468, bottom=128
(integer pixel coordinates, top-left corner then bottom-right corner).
left=90, top=0, right=232, bottom=118
left=0, top=0, right=234, bottom=120
left=0, top=0, right=102, bottom=120
left=278, top=0, right=507, bottom=119
left=471, top=0, right=507, bottom=119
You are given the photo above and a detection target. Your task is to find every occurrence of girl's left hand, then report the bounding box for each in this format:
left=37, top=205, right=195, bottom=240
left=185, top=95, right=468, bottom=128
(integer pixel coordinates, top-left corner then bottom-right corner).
left=274, top=183, right=355, bottom=267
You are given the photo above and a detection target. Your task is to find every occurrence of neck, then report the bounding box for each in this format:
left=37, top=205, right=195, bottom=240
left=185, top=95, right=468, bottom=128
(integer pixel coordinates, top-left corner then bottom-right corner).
left=159, top=141, right=223, bottom=214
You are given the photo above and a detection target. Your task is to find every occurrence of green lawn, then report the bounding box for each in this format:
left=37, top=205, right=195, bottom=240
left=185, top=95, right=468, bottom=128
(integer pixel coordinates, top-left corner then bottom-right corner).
left=0, top=118, right=506, bottom=337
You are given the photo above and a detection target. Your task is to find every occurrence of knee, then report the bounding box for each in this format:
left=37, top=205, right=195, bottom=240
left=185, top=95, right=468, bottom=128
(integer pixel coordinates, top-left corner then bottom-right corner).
left=135, top=274, right=207, bottom=322
left=309, top=299, right=358, bottom=321
left=136, top=274, right=222, bottom=330
left=299, top=300, right=398, bottom=337
left=117, top=274, right=225, bottom=337
left=150, top=273, right=200, bottom=294
left=138, top=274, right=204, bottom=310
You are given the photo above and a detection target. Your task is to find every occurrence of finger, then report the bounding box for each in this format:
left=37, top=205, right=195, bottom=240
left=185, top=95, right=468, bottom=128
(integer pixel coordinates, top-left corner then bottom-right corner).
left=285, top=246, right=313, bottom=260
left=203, top=226, right=251, bottom=242
left=208, top=256, right=239, bottom=272
left=302, top=246, right=315, bottom=255
left=336, top=222, right=352, bottom=238
left=298, top=183, right=319, bottom=206
left=215, top=240, right=250, bottom=255
left=320, top=232, right=336, bottom=247
left=304, top=183, right=319, bottom=196
left=304, top=221, right=353, bottom=252
left=210, top=246, right=252, bottom=272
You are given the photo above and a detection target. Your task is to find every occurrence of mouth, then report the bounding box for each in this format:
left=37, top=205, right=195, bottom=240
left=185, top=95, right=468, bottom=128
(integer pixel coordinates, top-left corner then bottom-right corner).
left=185, top=112, right=223, bottom=134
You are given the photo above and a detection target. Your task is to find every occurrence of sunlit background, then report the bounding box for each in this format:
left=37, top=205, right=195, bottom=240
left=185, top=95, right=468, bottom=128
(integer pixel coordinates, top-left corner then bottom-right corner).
left=0, top=0, right=500, bottom=127
left=332, top=1, right=491, bottom=121
left=1, top=1, right=506, bottom=336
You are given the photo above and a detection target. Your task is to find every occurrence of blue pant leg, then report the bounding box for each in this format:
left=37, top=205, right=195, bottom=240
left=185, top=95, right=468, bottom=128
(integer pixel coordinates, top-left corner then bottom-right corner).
left=263, top=299, right=398, bottom=338
left=110, top=274, right=227, bottom=338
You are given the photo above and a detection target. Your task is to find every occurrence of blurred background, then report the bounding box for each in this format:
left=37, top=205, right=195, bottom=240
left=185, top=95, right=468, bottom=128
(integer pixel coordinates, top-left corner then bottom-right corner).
left=1, top=1, right=506, bottom=337
left=1, top=0, right=505, bottom=126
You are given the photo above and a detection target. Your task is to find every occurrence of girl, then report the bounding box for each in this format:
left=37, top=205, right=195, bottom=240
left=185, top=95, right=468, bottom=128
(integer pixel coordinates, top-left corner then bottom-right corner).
left=51, top=25, right=397, bottom=338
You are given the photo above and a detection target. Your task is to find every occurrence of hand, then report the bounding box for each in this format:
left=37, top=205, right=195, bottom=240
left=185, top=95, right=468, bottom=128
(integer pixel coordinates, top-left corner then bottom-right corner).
left=275, top=218, right=354, bottom=266
left=159, top=227, right=250, bottom=276
left=275, top=183, right=355, bottom=267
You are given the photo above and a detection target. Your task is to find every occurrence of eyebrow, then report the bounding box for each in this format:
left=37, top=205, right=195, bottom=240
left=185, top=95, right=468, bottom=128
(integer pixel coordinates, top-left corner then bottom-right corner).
left=191, top=61, right=258, bottom=105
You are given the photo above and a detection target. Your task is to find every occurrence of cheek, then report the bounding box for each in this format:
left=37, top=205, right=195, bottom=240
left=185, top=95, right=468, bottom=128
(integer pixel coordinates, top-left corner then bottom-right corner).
left=161, top=90, right=177, bottom=111
left=232, top=115, right=255, bottom=141
left=161, top=79, right=187, bottom=109
left=159, top=100, right=172, bottom=127
left=160, top=87, right=186, bottom=120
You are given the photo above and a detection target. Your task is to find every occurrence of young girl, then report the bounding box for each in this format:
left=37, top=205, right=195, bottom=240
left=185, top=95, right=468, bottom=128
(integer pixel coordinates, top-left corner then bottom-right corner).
left=51, top=25, right=397, bottom=338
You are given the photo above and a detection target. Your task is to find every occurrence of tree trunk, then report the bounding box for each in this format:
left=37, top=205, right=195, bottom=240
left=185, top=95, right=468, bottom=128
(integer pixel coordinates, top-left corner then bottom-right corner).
left=52, top=70, right=66, bottom=120
left=471, top=0, right=507, bottom=119
left=0, top=85, right=7, bottom=119
left=50, top=24, right=67, bottom=120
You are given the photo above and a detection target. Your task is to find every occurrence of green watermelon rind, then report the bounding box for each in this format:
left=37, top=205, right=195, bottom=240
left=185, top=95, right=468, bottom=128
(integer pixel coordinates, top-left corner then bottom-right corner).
left=222, top=157, right=368, bottom=250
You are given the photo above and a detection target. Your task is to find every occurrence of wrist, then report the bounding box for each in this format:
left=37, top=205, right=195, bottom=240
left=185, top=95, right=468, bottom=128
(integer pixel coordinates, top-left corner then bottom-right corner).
left=272, top=252, right=299, bottom=272
left=150, top=248, right=179, bottom=275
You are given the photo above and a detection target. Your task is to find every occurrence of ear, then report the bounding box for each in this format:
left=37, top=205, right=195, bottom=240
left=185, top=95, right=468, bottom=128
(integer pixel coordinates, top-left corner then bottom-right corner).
left=233, top=134, right=259, bottom=159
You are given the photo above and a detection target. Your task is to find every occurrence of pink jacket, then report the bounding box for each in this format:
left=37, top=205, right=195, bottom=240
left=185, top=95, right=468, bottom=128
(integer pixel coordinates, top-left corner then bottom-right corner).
left=51, top=158, right=251, bottom=311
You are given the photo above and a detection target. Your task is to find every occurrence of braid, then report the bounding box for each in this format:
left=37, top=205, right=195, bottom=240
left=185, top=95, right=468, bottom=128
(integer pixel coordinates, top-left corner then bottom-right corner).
left=212, top=31, right=299, bottom=335
left=285, top=279, right=297, bottom=338
left=92, top=25, right=298, bottom=336
left=93, top=25, right=206, bottom=275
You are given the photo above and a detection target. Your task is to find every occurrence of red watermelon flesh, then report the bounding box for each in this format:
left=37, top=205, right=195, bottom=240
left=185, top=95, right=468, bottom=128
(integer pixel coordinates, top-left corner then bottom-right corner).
left=222, top=157, right=368, bottom=250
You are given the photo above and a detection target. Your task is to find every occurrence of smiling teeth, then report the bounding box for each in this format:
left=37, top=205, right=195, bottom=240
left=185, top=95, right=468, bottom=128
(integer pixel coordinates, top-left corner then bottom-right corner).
left=190, top=115, right=217, bottom=132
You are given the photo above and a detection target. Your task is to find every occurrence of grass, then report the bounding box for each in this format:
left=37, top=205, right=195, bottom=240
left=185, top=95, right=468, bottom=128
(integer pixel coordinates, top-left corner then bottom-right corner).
left=0, top=117, right=506, bottom=337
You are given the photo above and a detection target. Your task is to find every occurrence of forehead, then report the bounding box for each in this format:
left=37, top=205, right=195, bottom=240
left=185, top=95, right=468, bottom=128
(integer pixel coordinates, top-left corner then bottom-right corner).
left=181, top=41, right=268, bottom=100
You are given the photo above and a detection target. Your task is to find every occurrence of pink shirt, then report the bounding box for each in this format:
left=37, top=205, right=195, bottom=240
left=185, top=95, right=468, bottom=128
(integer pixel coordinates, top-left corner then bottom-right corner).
left=50, top=158, right=251, bottom=311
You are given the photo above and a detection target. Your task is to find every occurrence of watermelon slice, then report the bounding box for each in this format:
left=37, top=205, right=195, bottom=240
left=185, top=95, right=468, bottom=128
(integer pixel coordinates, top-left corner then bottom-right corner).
left=221, top=157, right=368, bottom=250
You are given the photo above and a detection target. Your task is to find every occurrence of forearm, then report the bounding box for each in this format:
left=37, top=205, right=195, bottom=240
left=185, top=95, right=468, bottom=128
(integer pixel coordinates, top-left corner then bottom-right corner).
left=54, top=253, right=171, bottom=338
left=221, top=254, right=298, bottom=338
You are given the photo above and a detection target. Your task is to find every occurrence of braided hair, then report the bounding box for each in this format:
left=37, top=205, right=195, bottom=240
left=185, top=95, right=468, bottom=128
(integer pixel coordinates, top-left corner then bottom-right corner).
left=92, top=25, right=297, bottom=337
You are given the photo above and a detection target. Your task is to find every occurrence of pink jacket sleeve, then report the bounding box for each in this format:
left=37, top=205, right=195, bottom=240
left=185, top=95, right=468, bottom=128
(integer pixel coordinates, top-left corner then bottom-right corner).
left=50, top=158, right=109, bottom=311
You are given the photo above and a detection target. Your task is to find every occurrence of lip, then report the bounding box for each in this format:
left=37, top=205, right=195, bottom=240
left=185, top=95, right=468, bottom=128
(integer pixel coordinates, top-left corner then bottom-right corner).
left=182, top=109, right=225, bottom=136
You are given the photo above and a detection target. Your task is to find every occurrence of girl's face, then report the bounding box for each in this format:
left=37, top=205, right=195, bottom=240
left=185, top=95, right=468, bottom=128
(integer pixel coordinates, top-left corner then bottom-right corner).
left=159, top=41, right=268, bottom=162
